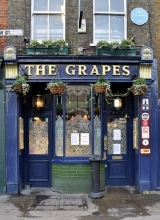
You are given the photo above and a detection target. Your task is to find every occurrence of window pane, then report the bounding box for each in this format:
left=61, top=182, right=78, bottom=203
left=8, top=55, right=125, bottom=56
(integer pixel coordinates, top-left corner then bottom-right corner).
left=49, top=15, right=64, bottom=40
left=110, top=16, right=124, bottom=41
left=29, top=117, right=48, bottom=155
left=34, top=0, right=47, bottom=11
left=66, top=86, right=91, bottom=157
left=95, top=0, right=108, bottom=12
left=49, top=0, right=64, bottom=12
left=55, top=96, right=63, bottom=156
left=33, top=15, right=48, bottom=40
left=95, top=15, right=109, bottom=42
left=110, top=0, right=124, bottom=12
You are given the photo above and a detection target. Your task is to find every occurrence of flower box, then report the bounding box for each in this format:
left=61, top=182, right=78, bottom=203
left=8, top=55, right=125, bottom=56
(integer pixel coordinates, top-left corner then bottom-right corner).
left=26, top=46, right=68, bottom=55
left=96, top=47, right=137, bottom=56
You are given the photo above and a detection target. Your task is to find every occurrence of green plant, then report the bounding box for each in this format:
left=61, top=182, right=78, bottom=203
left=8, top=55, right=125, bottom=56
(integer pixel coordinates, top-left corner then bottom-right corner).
left=50, top=39, right=67, bottom=47
left=93, top=76, right=112, bottom=94
left=95, top=76, right=110, bottom=87
left=96, top=39, right=135, bottom=50
left=121, top=39, right=135, bottom=48
left=132, top=77, right=147, bottom=86
left=12, top=75, right=30, bottom=95
left=130, top=77, right=148, bottom=95
left=27, top=40, right=41, bottom=47
left=96, top=40, right=111, bottom=48
left=41, top=40, right=53, bottom=47
left=27, top=39, right=67, bottom=47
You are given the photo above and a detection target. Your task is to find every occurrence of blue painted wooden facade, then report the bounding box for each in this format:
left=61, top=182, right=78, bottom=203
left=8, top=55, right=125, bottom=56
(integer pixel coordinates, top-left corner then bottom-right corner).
left=4, top=46, right=159, bottom=194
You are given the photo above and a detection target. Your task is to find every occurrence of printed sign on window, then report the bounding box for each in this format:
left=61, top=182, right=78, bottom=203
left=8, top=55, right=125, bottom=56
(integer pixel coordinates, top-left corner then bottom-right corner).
left=113, top=129, right=121, bottom=140
left=113, top=144, right=121, bottom=154
left=81, top=133, right=89, bottom=145
left=71, top=133, right=79, bottom=145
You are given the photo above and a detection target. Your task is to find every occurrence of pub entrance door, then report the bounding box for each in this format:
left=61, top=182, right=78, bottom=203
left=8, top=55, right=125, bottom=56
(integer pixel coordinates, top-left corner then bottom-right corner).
left=24, top=115, right=52, bottom=187
left=103, top=115, right=135, bottom=186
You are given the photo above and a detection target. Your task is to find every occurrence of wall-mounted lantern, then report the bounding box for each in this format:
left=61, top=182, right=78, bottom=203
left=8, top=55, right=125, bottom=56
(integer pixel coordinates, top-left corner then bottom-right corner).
left=105, top=90, right=130, bottom=110
left=114, top=96, right=123, bottom=110
left=34, top=94, right=44, bottom=110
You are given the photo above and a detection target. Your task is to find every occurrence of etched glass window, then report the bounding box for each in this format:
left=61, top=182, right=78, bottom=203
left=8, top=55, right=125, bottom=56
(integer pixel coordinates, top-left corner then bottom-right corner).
left=93, top=0, right=126, bottom=43
left=107, top=118, right=126, bottom=154
left=32, top=0, right=65, bottom=41
left=66, top=86, right=91, bottom=156
left=29, top=117, right=48, bottom=154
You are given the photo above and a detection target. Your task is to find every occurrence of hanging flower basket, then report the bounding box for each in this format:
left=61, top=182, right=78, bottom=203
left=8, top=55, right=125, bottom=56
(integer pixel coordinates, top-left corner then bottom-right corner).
left=11, top=75, right=30, bottom=96
left=93, top=76, right=111, bottom=94
left=13, top=85, right=23, bottom=94
left=130, top=85, right=148, bottom=96
left=49, top=85, right=66, bottom=95
left=130, top=77, right=148, bottom=96
left=45, top=79, right=67, bottom=95
left=93, top=85, right=107, bottom=94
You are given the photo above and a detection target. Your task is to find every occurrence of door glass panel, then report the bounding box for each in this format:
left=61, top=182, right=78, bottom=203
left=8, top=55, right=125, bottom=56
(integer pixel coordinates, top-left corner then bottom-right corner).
left=29, top=117, right=49, bottom=155
left=107, top=118, right=126, bottom=154
left=55, top=116, right=63, bottom=156
left=94, top=95, right=101, bottom=155
left=66, top=85, right=91, bottom=156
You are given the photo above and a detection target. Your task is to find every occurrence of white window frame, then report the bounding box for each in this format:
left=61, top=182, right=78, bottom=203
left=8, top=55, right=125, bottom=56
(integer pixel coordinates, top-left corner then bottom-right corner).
left=31, top=0, right=65, bottom=41
left=92, top=0, right=127, bottom=45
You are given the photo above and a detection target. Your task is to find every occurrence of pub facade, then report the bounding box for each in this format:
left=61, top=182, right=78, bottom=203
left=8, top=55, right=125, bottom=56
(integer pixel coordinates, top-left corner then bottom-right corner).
left=0, top=0, right=159, bottom=194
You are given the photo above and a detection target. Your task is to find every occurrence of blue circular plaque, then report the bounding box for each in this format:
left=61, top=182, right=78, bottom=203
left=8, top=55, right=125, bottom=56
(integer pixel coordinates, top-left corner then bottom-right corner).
left=130, top=8, right=148, bottom=25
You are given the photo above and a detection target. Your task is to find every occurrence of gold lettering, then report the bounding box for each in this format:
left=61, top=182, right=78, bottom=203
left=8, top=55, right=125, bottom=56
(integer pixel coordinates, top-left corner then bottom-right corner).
left=112, top=65, right=120, bottom=75
left=90, top=65, right=100, bottom=75
left=48, top=65, right=56, bottom=75
left=78, top=65, right=87, bottom=75
left=102, top=65, right=111, bottom=75
left=122, top=66, right=130, bottom=76
left=66, top=65, right=76, bottom=75
left=24, top=65, right=34, bottom=76
left=36, top=65, right=46, bottom=75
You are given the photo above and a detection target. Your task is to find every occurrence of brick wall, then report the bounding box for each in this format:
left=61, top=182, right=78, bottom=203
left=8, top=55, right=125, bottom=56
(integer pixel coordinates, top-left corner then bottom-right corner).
left=7, top=0, right=31, bottom=53
left=0, top=0, right=8, bottom=53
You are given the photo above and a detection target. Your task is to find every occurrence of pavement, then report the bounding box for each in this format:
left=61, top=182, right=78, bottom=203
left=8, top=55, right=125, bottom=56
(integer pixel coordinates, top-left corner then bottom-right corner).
left=0, top=186, right=160, bottom=220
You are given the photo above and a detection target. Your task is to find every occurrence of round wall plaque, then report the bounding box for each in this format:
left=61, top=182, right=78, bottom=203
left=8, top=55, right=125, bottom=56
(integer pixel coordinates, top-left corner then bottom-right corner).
left=130, top=8, right=148, bottom=25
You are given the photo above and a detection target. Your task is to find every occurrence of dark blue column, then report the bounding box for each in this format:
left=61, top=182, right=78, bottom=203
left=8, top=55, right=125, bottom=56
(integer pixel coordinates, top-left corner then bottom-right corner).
left=6, top=90, right=19, bottom=194
left=136, top=59, right=158, bottom=192
left=0, top=62, right=5, bottom=193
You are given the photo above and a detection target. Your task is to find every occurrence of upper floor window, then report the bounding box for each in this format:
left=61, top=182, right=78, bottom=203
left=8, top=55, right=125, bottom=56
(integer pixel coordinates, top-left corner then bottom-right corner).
left=93, top=0, right=126, bottom=44
left=31, top=0, right=65, bottom=41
